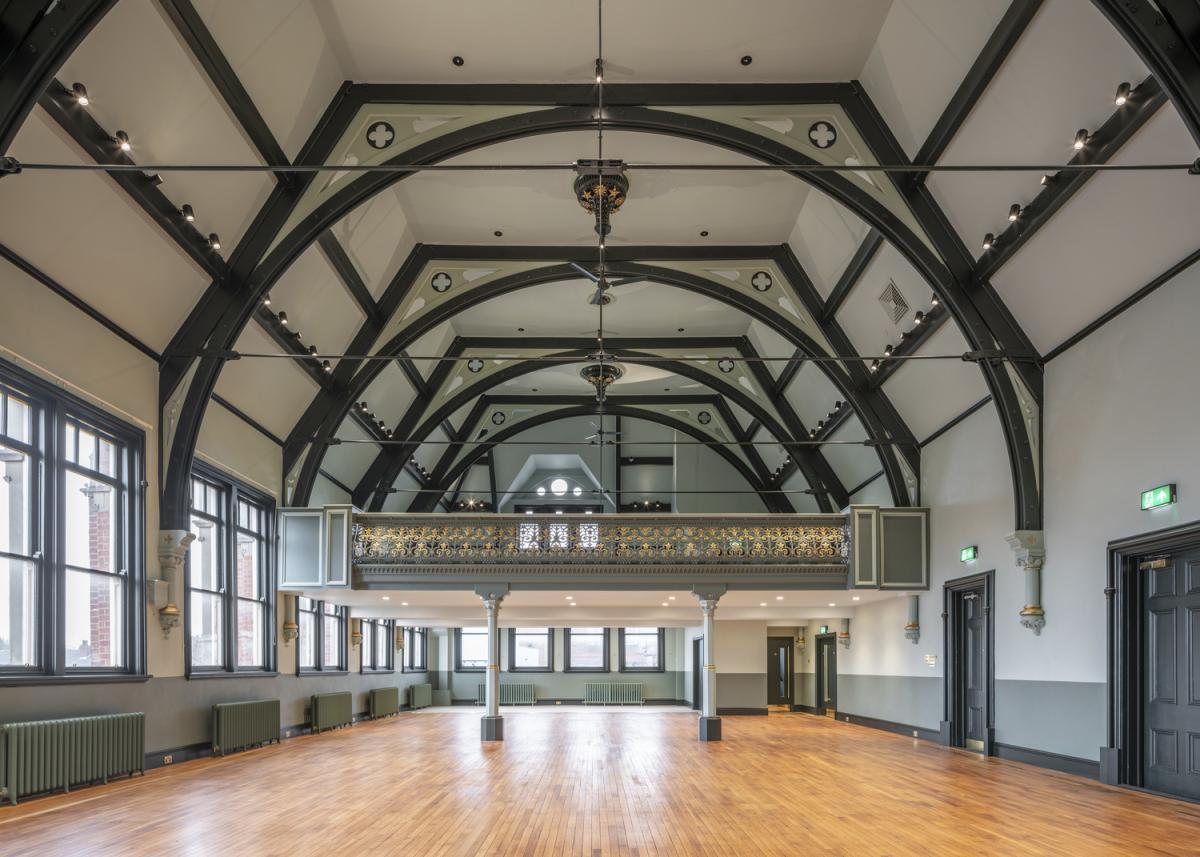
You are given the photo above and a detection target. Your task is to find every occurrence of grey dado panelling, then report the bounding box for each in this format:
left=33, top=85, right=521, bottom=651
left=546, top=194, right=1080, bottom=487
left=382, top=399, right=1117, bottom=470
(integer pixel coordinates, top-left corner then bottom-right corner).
left=715, top=673, right=766, bottom=710
left=796, top=673, right=815, bottom=708
left=835, top=675, right=941, bottom=729
left=995, top=680, right=1105, bottom=762
left=449, top=670, right=683, bottom=701
left=0, top=671, right=433, bottom=753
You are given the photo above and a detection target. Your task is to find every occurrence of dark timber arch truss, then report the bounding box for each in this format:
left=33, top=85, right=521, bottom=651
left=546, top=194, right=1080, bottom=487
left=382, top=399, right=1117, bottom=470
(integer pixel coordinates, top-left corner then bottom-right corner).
left=9, top=2, right=1198, bottom=532
left=345, top=337, right=851, bottom=514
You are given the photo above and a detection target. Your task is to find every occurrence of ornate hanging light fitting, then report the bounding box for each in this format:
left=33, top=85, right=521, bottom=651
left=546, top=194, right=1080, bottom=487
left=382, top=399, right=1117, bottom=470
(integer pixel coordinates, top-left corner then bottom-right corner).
left=574, top=159, right=629, bottom=236
left=579, top=361, right=623, bottom=402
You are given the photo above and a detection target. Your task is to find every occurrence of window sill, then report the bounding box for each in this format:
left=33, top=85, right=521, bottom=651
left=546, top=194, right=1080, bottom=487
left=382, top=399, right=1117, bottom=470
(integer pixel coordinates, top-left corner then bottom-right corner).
left=361, top=669, right=396, bottom=675
left=508, top=668, right=554, bottom=673
left=186, top=671, right=279, bottom=680
left=618, top=668, right=666, bottom=673
left=454, top=668, right=485, bottom=673
left=564, top=668, right=611, bottom=673
left=0, top=673, right=152, bottom=687
left=297, top=670, right=349, bottom=677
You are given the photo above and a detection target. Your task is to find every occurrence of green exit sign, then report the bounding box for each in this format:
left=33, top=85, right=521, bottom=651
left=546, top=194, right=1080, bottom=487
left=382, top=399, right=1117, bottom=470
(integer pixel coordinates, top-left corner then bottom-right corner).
left=1141, top=483, right=1176, bottom=510
left=819, top=625, right=828, bottom=634
left=960, top=545, right=978, bottom=562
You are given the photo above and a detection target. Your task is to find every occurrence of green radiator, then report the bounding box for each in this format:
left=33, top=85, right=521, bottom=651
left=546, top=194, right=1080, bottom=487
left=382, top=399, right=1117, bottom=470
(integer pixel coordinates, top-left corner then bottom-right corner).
left=212, top=699, right=280, bottom=756
left=476, top=683, right=536, bottom=705
left=368, top=687, right=400, bottom=719
left=584, top=683, right=644, bottom=705
left=409, top=683, right=433, bottom=710
left=310, top=692, right=353, bottom=733
left=0, top=713, right=144, bottom=805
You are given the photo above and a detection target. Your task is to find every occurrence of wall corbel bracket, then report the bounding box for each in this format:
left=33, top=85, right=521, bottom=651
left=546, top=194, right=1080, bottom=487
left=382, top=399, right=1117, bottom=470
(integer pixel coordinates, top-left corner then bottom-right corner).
left=1006, top=529, right=1045, bottom=635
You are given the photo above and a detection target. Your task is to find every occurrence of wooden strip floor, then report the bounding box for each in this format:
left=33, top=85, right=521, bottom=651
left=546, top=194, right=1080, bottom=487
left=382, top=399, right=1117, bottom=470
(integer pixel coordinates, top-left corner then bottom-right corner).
left=1, top=707, right=1198, bottom=856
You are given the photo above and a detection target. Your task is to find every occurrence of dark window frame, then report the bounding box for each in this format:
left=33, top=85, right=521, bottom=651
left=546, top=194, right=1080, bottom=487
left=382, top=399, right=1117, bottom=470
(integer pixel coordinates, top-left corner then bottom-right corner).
left=618, top=627, right=666, bottom=673
left=360, top=618, right=395, bottom=673
left=184, top=463, right=276, bottom=678
left=508, top=627, right=554, bottom=672
left=564, top=627, right=610, bottom=672
left=454, top=626, right=488, bottom=672
left=297, top=597, right=347, bottom=675
left=0, top=360, right=146, bottom=685
left=404, top=626, right=427, bottom=672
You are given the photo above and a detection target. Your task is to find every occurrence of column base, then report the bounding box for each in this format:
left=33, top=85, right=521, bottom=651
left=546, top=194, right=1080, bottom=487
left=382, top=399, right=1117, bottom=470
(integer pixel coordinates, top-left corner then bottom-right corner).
left=481, top=715, right=504, bottom=741
left=699, top=716, right=722, bottom=742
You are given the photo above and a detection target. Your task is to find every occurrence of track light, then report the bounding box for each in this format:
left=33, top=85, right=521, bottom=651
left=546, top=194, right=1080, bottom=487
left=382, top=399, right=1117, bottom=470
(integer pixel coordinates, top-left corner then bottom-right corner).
left=322, top=360, right=332, bottom=373
left=71, top=83, right=89, bottom=106
left=308, top=345, right=318, bottom=357
left=181, top=204, right=195, bottom=222
left=146, top=173, right=162, bottom=187
left=278, top=311, right=288, bottom=326
left=1114, top=82, right=1132, bottom=106
left=361, top=402, right=370, bottom=412
left=834, top=401, right=843, bottom=410
left=1040, top=174, right=1053, bottom=187
left=883, top=343, right=893, bottom=357
left=913, top=311, right=925, bottom=325
left=809, top=429, right=817, bottom=438
left=869, top=360, right=880, bottom=373
left=1073, top=129, right=1089, bottom=150
left=595, top=58, right=604, bottom=83
left=982, top=232, right=994, bottom=250
left=114, top=130, right=131, bottom=153
left=208, top=233, right=220, bottom=250
left=1008, top=204, right=1021, bottom=222
left=930, top=293, right=940, bottom=307
left=262, top=292, right=271, bottom=306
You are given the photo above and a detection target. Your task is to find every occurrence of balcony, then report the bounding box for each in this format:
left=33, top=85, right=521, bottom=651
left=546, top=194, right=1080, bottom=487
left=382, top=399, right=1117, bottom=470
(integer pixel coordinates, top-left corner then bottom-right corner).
left=278, top=507, right=928, bottom=592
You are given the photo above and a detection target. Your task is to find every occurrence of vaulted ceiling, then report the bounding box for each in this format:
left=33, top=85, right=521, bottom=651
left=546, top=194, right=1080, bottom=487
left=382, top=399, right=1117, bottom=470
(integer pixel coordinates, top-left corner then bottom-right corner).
left=1, top=0, right=1197, bottom=524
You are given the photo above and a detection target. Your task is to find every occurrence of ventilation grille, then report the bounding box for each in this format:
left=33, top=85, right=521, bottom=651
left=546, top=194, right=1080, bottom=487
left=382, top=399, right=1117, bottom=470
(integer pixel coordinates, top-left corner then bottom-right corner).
left=878, top=280, right=909, bottom=325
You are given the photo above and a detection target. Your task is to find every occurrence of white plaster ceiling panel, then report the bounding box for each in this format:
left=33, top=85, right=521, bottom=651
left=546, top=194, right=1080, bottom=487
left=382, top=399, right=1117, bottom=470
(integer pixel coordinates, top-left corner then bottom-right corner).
left=329, top=188, right=416, bottom=300
left=270, top=244, right=366, bottom=367
left=782, top=470, right=820, bottom=513
left=850, top=473, right=893, bottom=506
left=310, top=473, right=352, bottom=506
left=782, top=363, right=844, bottom=430
left=620, top=418, right=674, bottom=459
left=319, top=0, right=889, bottom=83
left=787, top=192, right=871, bottom=299
left=193, top=0, right=349, bottom=160
left=667, top=260, right=838, bottom=356
left=859, top=0, right=1013, bottom=158
left=753, top=425, right=788, bottom=473
left=323, top=418, right=378, bottom=488
left=818, top=416, right=881, bottom=490
left=58, top=1, right=274, bottom=250
left=452, top=280, right=748, bottom=339
left=416, top=424, right=451, bottom=473
left=925, top=0, right=1148, bottom=259
left=835, top=242, right=937, bottom=363
left=880, top=322, right=987, bottom=441
left=407, top=322, right=456, bottom=380
left=360, top=362, right=417, bottom=430
left=990, top=108, right=1200, bottom=353
left=0, top=111, right=209, bottom=351
left=214, top=324, right=321, bottom=438
left=457, top=464, right=493, bottom=497
left=727, top=401, right=754, bottom=433
left=745, top=320, right=794, bottom=382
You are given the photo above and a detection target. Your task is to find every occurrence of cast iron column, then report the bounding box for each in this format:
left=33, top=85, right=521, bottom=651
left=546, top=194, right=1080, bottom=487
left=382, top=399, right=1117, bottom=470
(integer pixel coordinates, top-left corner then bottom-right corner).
left=479, top=588, right=507, bottom=740
left=697, top=592, right=722, bottom=741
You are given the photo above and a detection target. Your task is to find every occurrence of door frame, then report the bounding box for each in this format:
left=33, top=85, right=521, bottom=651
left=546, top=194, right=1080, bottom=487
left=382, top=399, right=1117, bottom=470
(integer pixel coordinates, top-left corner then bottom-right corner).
left=814, top=632, right=837, bottom=716
left=941, top=569, right=995, bottom=754
left=767, top=636, right=794, bottom=705
left=691, top=636, right=703, bottom=711
left=1102, top=519, right=1200, bottom=788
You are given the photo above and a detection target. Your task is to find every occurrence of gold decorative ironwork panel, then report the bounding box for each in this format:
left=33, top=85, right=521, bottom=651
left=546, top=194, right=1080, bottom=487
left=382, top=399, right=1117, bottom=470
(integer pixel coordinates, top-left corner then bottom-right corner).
left=352, top=515, right=849, bottom=568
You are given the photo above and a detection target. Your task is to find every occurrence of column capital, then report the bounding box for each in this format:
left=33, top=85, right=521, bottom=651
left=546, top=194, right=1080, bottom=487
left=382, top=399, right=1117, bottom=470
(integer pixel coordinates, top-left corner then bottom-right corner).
left=155, top=528, right=195, bottom=638
left=474, top=584, right=510, bottom=610
left=1006, top=529, right=1045, bottom=635
left=691, top=584, right=726, bottom=612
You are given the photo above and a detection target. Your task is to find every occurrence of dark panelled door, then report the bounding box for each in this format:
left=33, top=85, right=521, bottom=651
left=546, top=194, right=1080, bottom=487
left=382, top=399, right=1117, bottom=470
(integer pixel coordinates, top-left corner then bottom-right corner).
left=767, top=637, right=791, bottom=704
left=959, top=588, right=987, bottom=751
left=1145, top=549, right=1200, bottom=800
left=817, top=636, right=837, bottom=716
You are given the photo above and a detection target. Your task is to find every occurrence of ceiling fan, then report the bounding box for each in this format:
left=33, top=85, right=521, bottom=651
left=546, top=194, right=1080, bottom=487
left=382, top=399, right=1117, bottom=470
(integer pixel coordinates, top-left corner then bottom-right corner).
left=568, top=261, right=646, bottom=306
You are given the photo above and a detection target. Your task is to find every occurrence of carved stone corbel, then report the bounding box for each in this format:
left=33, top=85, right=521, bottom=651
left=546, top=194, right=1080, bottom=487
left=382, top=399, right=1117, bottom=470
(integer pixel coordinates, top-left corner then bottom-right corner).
left=1006, top=529, right=1045, bottom=635
left=280, top=593, right=298, bottom=644
left=904, top=594, right=920, bottom=644
left=838, top=617, right=851, bottom=649
left=156, top=529, right=194, bottom=638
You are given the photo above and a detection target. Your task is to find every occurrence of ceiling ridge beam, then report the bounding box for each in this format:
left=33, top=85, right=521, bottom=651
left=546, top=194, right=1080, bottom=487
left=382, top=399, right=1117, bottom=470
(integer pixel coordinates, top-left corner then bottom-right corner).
left=154, top=0, right=292, bottom=181
left=909, top=0, right=1045, bottom=182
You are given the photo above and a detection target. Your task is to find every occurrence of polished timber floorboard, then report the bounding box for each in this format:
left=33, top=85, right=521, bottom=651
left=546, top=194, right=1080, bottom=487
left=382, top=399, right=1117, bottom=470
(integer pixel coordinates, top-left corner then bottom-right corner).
left=2, top=708, right=1199, bottom=856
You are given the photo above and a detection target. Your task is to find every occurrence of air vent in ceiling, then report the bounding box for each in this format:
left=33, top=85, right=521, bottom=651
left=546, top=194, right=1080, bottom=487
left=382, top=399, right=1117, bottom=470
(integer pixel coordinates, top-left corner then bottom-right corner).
left=878, top=280, right=909, bottom=325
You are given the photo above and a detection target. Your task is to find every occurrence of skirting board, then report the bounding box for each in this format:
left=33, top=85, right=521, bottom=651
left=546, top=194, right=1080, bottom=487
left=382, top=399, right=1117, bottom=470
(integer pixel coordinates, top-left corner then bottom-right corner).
left=452, top=698, right=689, bottom=706
left=796, top=707, right=1101, bottom=781
left=716, top=707, right=768, bottom=716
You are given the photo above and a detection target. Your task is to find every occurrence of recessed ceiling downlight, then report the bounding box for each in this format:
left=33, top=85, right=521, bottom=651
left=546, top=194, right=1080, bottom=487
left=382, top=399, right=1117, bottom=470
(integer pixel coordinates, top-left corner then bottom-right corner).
left=551, top=478, right=568, bottom=496
left=573, top=486, right=582, bottom=496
